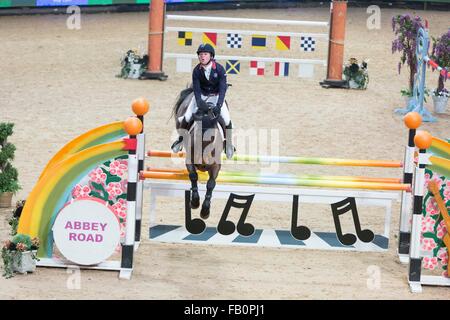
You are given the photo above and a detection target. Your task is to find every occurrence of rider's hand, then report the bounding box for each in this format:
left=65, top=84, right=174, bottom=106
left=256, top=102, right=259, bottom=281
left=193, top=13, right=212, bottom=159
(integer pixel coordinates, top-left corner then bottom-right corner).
left=213, top=104, right=221, bottom=117
left=197, top=100, right=209, bottom=112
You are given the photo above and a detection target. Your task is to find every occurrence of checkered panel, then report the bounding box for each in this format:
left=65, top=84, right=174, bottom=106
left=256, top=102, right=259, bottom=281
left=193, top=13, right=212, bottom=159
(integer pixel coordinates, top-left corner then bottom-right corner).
left=227, top=33, right=242, bottom=48
left=300, top=36, right=316, bottom=52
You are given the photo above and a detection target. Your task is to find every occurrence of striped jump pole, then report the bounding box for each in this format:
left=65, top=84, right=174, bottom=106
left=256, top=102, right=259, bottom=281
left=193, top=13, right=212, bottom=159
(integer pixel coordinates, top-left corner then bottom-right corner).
left=141, top=170, right=410, bottom=192
left=408, top=130, right=433, bottom=293
left=146, top=150, right=403, bottom=168
left=398, top=112, right=422, bottom=262
left=119, top=117, right=143, bottom=280
left=425, top=56, right=449, bottom=78
left=146, top=167, right=402, bottom=184
left=131, top=98, right=150, bottom=247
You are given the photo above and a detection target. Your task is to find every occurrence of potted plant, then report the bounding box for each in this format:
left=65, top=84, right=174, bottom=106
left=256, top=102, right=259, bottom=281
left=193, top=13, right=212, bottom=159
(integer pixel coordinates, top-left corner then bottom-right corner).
left=8, top=200, right=25, bottom=237
left=392, top=14, right=425, bottom=105
left=2, top=234, right=39, bottom=278
left=343, top=58, right=369, bottom=89
left=430, top=30, right=450, bottom=114
left=0, top=123, right=21, bottom=208
left=117, top=49, right=149, bottom=79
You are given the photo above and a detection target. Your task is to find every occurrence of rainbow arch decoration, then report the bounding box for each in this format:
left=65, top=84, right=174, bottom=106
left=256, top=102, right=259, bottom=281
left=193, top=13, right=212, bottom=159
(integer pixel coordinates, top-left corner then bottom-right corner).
left=17, top=123, right=129, bottom=258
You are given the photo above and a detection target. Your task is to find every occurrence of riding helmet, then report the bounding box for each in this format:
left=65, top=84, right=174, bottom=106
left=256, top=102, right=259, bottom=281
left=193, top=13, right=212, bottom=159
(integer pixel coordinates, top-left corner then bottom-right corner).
left=196, top=43, right=215, bottom=58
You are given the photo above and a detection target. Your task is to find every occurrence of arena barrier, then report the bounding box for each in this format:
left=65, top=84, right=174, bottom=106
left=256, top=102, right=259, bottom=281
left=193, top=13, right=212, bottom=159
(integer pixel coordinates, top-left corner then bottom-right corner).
left=140, top=0, right=348, bottom=88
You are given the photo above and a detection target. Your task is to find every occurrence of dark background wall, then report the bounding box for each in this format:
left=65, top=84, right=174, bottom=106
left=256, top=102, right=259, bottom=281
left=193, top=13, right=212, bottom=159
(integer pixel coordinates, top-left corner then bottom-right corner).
left=0, top=0, right=448, bottom=15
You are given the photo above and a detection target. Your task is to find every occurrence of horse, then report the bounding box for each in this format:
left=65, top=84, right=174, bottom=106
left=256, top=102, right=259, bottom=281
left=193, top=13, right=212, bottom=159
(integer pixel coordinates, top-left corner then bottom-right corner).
left=171, top=88, right=225, bottom=219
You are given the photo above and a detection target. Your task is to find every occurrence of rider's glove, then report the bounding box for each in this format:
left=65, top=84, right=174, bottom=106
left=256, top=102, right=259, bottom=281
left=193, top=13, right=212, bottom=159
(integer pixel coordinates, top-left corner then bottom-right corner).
left=212, top=104, right=221, bottom=117
left=197, top=99, right=209, bottom=112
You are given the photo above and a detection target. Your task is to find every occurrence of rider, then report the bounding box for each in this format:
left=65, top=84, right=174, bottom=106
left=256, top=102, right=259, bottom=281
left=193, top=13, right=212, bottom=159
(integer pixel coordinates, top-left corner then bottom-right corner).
left=171, top=43, right=235, bottom=159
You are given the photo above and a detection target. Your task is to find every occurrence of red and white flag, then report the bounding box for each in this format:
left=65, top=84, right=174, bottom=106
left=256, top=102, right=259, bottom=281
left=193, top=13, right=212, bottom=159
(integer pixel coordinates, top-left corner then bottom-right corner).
left=249, top=60, right=265, bottom=76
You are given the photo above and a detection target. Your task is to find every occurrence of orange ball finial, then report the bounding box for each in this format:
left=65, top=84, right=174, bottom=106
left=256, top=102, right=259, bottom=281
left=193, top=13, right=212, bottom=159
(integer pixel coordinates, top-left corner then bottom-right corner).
left=414, top=130, right=432, bottom=150
left=131, top=97, right=150, bottom=116
left=404, top=112, right=422, bottom=129
left=124, top=117, right=143, bottom=136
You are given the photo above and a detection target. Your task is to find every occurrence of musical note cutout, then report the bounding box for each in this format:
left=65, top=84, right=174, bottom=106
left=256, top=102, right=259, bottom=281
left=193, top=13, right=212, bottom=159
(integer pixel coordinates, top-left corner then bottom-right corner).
left=217, top=193, right=255, bottom=236
left=330, top=197, right=375, bottom=246
left=184, top=190, right=206, bottom=234
left=290, top=195, right=311, bottom=241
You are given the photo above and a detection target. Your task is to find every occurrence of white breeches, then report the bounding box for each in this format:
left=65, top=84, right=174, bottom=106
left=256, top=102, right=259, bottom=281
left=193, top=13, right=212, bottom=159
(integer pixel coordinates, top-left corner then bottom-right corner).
left=180, top=94, right=231, bottom=125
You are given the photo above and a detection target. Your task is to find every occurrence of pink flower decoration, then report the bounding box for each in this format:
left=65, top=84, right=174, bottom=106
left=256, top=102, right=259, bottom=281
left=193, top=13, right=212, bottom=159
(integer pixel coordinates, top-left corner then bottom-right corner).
left=89, top=168, right=107, bottom=184
left=421, top=216, right=436, bottom=233
left=424, top=174, right=443, bottom=191
left=120, top=180, right=128, bottom=192
left=436, top=221, right=448, bottom=238
left=421, top=237, right=437, bottom=251
left=112, top=200, right=127, bottom=219
left=437, top=248, right=448, bottom=265
left=443, top=181, right=450, bottom=202
left=109, top=160, right=128, bottom=177
left=422, top=257, right=438, bottom=270
left=106, top=182, right=123, bottom=200
left=72, top=184, right=91, bottom=199
left=426, top=198, right=439, bottom=216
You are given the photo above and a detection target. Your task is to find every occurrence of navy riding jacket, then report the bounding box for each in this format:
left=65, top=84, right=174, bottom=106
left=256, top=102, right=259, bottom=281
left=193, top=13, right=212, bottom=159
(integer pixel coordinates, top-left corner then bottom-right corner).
left=192, top=60, right=227, bottom=109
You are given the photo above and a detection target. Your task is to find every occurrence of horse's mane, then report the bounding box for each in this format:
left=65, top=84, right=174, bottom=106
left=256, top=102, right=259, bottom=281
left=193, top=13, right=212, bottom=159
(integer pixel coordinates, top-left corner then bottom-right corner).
left=171, top=86, right=194, bottom=119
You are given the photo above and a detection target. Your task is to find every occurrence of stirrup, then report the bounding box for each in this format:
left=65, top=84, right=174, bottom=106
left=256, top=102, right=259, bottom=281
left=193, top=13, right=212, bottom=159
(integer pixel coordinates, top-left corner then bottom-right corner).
left=171, top=136, right=183, bottom=153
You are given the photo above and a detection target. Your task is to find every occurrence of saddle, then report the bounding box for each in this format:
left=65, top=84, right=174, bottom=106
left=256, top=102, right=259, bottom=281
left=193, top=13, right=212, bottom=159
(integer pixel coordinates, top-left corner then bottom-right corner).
left=190, top=100, right=226, bottom=138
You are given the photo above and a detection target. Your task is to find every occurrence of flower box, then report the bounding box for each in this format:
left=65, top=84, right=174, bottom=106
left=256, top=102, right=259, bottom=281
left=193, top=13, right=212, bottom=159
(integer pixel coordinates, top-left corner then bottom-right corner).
left=12, top=250, right=37, bottom=274
left=432, top=95, right=448, bottom=113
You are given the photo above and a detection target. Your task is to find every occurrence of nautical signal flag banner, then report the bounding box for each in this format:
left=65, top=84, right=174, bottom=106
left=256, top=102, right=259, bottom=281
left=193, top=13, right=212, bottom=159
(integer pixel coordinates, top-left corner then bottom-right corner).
left=275, top=36, right=291, bottom=51
left=202, top=32, right=217, bottom=47
left=227, top=33, right=242, bottom=49
left=274, top=61, right=289, bottom=77
left=251, top=35, right=266, bottom=49
left=178, top=31, right=193, bottom=46
left=226, top=60, right=240, bottom=74
left=250, top=61, right=265, bottom=76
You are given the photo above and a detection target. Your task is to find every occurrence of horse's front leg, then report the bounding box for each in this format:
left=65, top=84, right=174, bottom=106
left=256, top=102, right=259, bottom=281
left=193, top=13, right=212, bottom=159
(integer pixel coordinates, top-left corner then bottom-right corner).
left=200, top=164, right=221, bottom=219
left=186, top=164, right=200, bottom=209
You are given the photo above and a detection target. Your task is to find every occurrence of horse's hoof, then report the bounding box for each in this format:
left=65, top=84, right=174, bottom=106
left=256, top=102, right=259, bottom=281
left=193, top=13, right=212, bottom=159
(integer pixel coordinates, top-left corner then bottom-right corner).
left=200, top=207, right=210, bottom=219
left=190, top=194, right=200, bottom=209
left=191, top=200, right=200, bottom=209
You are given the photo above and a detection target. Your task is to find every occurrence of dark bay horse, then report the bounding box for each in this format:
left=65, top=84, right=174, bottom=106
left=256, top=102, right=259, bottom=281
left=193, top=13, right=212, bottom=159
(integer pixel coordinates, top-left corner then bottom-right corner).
left=172, top=88, right=224, bottom=219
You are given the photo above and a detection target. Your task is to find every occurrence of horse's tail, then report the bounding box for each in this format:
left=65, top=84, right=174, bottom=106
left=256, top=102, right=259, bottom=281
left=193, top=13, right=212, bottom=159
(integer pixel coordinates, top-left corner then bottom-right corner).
left=171, top=87, right=194, bottom=120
